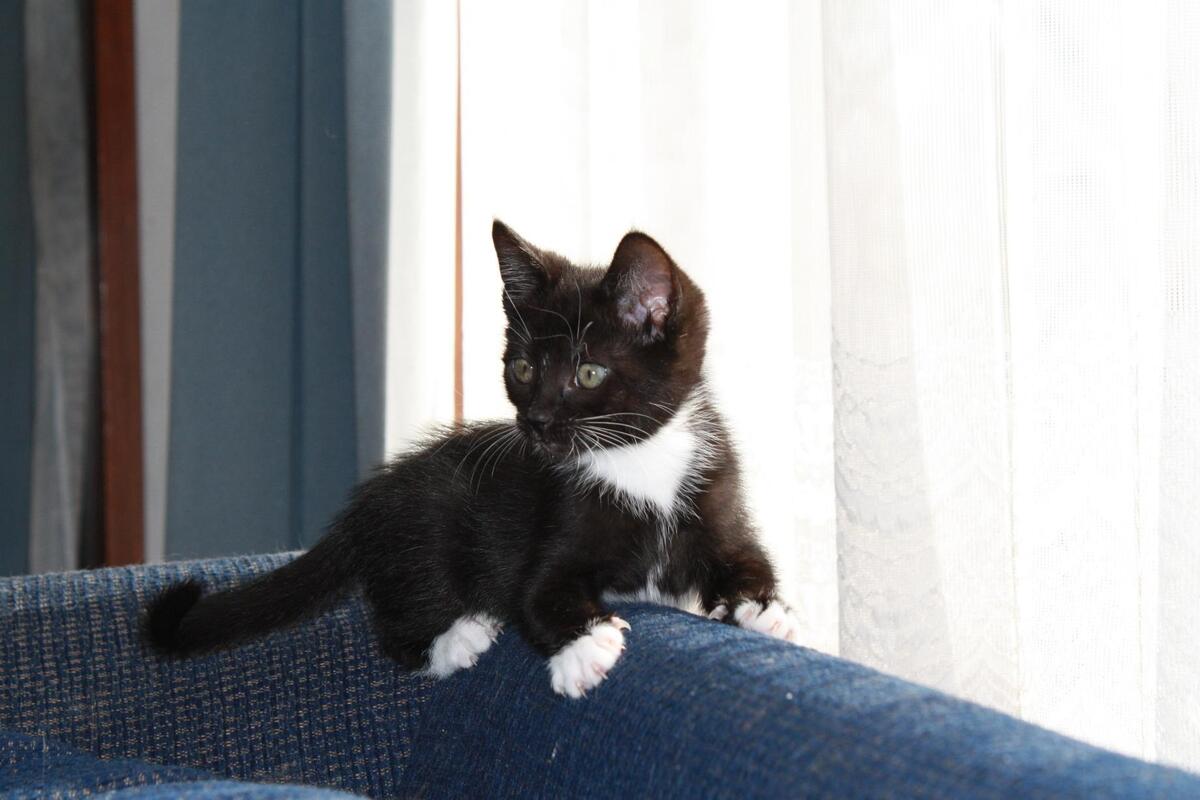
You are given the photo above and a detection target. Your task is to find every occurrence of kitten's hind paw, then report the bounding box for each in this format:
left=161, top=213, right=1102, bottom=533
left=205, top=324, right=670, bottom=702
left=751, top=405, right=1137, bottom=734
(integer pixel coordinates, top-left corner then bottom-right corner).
left=548, top=617, right=628, bottom=698
left=733, top=599, right=802, bottom=644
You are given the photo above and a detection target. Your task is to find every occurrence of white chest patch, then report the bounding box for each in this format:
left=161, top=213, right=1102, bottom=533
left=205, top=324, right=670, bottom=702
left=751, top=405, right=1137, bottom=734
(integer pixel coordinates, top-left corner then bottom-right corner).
left=570, top=394, right=712, bottom=520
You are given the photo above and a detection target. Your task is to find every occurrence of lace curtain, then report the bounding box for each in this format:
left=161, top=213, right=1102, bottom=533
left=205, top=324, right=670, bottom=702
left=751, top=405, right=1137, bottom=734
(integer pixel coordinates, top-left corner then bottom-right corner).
left=823, top=0, right=1200, bottom=767
left=390, top=0, right=1200, bottom=768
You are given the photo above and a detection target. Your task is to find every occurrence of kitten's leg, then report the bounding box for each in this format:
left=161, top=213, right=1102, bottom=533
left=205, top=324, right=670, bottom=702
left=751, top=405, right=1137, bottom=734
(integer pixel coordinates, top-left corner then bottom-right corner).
left=372, top=608, right=504, bottom=678
left=521, top=576, right=628, bottom=699
left=362, top=587, right=452, bottom=669
left=701, top=545, right=802, bottom=645
left=372, top=611, right=439, bottom=670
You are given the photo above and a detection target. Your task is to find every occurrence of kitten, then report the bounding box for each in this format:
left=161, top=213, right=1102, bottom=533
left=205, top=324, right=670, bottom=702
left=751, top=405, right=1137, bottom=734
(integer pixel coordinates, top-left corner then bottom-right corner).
left=145, top=222, right=800, bottom=698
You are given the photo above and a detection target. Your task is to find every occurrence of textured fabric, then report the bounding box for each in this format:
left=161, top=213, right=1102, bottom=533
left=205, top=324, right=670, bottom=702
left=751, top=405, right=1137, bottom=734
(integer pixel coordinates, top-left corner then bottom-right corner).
left=109, top=782, right=361, bottom=799
left=0, top=555, right=427, bottom=797
left=405, top=602, right=1200, bottom=800
left=1, top=729, right=211, bottom=798
left=3, top=555, right=1199, bottom=799
left=0, top=729, right=358, bottom=799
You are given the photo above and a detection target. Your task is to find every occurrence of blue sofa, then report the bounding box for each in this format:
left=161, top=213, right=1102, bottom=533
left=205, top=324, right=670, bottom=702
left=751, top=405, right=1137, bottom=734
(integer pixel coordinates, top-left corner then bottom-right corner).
left=2, top=554, right=1197, bottom=798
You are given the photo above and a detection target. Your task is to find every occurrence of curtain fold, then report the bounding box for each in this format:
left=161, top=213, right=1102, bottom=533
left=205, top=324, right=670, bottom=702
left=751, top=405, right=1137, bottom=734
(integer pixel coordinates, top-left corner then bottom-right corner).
left=0, top=0, right=37, bottom=578
left=135, top=0, right=180, bottom=565
left=25, top=0, right=99, bottom=574
left=345, top=0, right=393, bottom=474
left=823, top=0, right=1020, bottom=717
left=166, top=0, right=368, bottom=557
left=382, top=0, right=457, bottom=456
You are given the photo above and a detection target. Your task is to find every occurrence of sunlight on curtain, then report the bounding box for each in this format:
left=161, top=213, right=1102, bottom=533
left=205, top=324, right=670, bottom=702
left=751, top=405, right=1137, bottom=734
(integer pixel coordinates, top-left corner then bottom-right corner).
left=824, top=0, right=1200, bottom=768
left=1158, top=1, right=1200, bottom=766
left=391, top=0, right=1200, bottom=769
left=384, top=1, right=458, bottom=456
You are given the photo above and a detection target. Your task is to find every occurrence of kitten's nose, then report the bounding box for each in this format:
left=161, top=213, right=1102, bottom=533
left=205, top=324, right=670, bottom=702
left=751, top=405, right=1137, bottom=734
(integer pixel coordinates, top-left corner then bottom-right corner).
left=526, top=408, right=552, bottom=433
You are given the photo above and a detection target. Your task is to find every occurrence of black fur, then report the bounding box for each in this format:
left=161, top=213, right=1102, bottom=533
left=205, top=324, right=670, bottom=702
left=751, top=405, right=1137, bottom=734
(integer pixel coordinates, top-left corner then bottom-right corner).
left=144, top=530, right=355, bottom=656
left=143, top=222, right=781, bottom=669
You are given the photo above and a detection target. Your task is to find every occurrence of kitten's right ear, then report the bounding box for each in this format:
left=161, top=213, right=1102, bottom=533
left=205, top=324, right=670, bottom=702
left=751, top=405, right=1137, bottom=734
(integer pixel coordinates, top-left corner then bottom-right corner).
left=493, top=220, right=557, bottom=301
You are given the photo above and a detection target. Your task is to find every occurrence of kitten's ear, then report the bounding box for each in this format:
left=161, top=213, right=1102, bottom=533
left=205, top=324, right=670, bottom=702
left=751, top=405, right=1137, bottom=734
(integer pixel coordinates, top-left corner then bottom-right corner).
left=603, top=231, right=678, bottom=342
left=493, top=220, right=557, bottom=301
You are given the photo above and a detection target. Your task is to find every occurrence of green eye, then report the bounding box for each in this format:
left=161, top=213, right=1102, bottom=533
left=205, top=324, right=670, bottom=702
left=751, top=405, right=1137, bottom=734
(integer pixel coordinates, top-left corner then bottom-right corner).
left=576, top=362, right=609, bottom=389
left=511, top=358, right=536, bottom=384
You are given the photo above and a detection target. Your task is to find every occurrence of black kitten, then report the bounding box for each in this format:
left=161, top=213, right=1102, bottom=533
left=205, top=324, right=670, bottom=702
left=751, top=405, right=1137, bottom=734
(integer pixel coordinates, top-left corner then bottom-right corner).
left=145, top=222, right=799, bottom=697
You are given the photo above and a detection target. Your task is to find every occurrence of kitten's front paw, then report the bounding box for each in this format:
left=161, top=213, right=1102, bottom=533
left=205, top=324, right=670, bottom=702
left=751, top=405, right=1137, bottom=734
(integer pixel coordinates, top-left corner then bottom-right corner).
left=707, top=603, right=729, bottom=621
left=427, top=614, right=503, bottom=677
left=548, top=616, right=629, bottom=698
left=733, top=599, right=801, bottom=644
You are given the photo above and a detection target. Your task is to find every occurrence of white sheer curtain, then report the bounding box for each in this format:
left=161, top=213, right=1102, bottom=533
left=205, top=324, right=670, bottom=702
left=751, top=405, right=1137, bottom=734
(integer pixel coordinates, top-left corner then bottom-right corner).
left=385, top=1, right=458, bottom=452
left=824, top=0, right=1200, bottom=767
left=389, top=0, right=1200, bottom=770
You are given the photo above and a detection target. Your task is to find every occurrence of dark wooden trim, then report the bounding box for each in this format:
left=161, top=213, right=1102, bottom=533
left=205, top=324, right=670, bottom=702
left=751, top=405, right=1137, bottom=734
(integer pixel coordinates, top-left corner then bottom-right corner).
left=94, top=0, right=144, bottom=565
left=453, top=0, right=464, bottom=422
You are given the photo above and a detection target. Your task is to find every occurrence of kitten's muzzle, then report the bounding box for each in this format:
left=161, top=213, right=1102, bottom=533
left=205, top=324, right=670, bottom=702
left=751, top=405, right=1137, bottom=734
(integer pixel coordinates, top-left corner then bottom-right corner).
left=518, top=413, right=573, bottom=459
left=524, top=407, right=552, bottom=434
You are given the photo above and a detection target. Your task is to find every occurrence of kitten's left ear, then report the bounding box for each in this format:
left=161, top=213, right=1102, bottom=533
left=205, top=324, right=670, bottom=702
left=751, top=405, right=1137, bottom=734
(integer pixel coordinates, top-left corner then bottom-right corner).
left=493, top=220, right=558, bottom=301
left=603, top=231, right=678, bottom=342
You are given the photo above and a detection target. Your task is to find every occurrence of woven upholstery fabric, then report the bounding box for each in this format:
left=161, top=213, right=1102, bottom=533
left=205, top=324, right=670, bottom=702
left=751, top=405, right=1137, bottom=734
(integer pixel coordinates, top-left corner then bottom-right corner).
left=404, top=605, right=1200, bottom=799
left=0, top=730, right=356, bottom=799
left=107, top=782, right=360, bottom=798
left=0, top=728, right=208, bottom=797
left=0, top=554, right=428, bottom=797
left=3, top=554, right=1200, bottom=799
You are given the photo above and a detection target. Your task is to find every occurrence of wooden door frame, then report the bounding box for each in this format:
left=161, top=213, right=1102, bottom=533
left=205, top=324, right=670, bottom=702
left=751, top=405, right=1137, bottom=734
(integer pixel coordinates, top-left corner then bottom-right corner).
left=94, top=0, right=144, bottom=566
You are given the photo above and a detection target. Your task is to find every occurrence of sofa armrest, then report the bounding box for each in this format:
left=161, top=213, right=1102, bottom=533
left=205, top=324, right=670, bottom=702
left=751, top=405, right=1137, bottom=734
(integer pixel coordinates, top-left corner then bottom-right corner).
left=0, top=555, right=427, bottom=797
left=405, top=603, right=1200, bottom=799
left=0, top=729, right=359, bottom=799
left=4, top=556, right=1198, bottom=799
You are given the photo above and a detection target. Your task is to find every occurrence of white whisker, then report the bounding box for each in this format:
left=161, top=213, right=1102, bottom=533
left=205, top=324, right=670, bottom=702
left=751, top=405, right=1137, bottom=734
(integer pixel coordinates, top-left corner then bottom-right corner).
left=576, top=411, right=662, bottom=425
left=452, top=426, right=511, bottom=482
left=503, top=285, right=533, bottom=344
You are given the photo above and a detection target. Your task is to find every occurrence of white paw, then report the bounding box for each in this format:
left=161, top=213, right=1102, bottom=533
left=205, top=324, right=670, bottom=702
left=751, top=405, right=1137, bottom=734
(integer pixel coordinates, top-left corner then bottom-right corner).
left=427, top=613, right=503, bottom=678
left=548, top=617, right=629, bottom=698
left=733, top=599, right=802, bottom=644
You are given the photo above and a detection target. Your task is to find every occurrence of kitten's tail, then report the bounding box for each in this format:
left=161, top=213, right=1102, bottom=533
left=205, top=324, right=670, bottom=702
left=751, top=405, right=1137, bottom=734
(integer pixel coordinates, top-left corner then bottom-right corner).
left=142, top=527, right=355, bottom=658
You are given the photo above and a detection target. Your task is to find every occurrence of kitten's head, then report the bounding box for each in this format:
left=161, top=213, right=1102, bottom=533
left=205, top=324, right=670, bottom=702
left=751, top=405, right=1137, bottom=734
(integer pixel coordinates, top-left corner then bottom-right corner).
left=493, top=220, right=709, bottom=461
